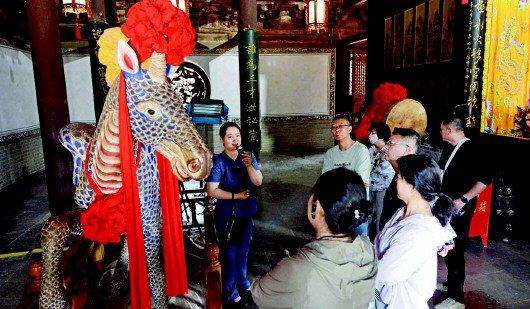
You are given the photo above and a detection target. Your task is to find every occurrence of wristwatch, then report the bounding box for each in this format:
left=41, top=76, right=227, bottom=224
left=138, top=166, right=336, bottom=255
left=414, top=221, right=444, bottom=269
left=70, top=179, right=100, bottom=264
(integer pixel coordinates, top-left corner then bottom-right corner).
left=460, top=196, right=469, bottom=204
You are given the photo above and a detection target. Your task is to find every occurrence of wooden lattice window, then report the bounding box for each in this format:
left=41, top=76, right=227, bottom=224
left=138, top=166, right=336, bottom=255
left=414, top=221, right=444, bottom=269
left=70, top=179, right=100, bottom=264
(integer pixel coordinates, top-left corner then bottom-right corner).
left=351, top=49, right=366, bottom=113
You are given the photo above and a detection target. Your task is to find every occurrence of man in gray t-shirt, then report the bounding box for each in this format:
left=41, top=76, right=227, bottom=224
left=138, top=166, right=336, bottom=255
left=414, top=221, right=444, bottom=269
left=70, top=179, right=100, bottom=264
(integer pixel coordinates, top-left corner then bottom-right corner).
left=322, top=114, right=371, bottom=189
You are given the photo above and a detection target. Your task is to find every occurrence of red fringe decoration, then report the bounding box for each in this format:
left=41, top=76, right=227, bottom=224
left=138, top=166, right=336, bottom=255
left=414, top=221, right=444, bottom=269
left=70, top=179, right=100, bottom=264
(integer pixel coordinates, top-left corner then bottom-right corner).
left=356, top=82, right=407, bottom=140
left=81, top=141, right=127, bottom=244
left=121, top=0, right=195, bottom=66
left=157, top=152, right=188, bottom=296
left=80, top=190, right=126, bottom=244
left=118, top=73, right=152, bottom=309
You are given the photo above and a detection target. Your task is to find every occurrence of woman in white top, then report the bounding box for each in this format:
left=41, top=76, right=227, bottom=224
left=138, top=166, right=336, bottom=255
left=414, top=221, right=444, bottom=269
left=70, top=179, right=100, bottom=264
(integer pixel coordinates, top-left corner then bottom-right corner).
left=374, top=154, right=456, bottom=308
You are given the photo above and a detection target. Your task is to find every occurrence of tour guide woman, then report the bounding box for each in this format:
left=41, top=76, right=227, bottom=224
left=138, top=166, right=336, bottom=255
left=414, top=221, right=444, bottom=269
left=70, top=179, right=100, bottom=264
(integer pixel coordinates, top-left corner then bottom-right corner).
left=206, top=122, right=263, bottom=306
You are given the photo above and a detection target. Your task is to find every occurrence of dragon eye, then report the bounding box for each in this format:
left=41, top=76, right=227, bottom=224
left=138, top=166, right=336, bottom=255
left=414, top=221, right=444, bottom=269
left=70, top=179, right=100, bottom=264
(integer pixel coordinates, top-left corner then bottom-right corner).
left=137, top=101, right=162, bottom=121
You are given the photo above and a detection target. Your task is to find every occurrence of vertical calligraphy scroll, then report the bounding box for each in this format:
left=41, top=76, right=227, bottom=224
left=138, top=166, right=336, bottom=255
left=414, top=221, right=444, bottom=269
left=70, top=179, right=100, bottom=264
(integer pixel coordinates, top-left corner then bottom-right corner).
left=463, top=0, right=486, bottom=128
left=238, top=29, right=261, bottom=155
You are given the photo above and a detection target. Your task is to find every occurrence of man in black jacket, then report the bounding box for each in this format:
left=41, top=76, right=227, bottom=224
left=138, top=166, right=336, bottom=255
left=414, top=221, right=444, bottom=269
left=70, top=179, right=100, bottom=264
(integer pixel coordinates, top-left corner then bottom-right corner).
left=435, top=117, right=490, bottom=309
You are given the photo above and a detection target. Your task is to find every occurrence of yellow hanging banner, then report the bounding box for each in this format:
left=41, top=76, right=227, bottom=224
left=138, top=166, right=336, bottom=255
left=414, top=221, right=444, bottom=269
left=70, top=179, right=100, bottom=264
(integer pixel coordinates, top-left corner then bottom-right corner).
left=481, top=0, right=530, bottom=138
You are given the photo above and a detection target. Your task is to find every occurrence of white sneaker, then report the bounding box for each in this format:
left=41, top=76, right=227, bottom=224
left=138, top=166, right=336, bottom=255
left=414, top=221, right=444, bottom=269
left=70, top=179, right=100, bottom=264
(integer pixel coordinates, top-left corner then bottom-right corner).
left=436, top=282, right=448, bottom=292
left=435, top=297, right=465, bottom=309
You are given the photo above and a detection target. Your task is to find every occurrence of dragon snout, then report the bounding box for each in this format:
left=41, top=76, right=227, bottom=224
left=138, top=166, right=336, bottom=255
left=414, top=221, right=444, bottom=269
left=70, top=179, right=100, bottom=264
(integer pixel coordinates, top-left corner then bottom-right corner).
left=184, top=149, right=212, bottom=180
left=157, top=140, right=212, bottom=181
left=187, top=158, right=200, bottom=174
left=173, top=150, right=211, bottom=181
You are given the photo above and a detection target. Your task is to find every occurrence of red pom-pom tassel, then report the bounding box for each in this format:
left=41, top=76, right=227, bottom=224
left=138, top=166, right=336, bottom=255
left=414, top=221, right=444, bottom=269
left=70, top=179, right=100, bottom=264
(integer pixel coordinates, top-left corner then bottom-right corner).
left=121, top=0, right=195, bottom=66
left=356, top=83, right=407, bottom=140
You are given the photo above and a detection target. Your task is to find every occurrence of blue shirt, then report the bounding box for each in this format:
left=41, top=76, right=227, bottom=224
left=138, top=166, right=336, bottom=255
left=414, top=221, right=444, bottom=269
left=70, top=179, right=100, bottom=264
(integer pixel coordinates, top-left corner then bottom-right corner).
left=207, top=151, right=260, bottom=219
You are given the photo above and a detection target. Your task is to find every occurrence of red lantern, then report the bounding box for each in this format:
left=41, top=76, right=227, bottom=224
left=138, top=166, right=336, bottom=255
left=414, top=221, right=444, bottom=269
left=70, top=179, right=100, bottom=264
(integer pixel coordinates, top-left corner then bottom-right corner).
left=62, top=0, right=87, bottom=40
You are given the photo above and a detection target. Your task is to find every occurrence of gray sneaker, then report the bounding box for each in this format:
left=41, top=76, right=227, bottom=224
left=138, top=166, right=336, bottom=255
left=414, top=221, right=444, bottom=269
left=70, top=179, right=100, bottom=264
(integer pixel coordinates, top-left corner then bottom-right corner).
left=436, top=281, right=448, bottom=292
left=435, top=297, right=465, bottom=309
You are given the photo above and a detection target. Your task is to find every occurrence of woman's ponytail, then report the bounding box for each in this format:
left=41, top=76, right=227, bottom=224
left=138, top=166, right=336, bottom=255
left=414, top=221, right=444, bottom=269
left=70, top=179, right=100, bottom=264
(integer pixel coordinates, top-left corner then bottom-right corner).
left=432, top=193, right=453, bottom=227
left=396, top=154, right=455, bottom=227
left=344, top=199, right=373, bottom=236
left=312, top=168, right=372, bottom=237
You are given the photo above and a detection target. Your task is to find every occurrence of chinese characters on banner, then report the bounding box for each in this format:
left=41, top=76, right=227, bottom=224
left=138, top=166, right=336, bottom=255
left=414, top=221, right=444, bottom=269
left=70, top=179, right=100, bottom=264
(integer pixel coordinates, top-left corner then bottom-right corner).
left=238, top=29, right=261, bottom=154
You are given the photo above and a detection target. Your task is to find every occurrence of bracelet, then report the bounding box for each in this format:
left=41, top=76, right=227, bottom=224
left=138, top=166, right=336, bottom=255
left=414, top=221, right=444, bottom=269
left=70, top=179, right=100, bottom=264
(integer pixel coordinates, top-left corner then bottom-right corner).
left=231, top=192, right=234, bottom=200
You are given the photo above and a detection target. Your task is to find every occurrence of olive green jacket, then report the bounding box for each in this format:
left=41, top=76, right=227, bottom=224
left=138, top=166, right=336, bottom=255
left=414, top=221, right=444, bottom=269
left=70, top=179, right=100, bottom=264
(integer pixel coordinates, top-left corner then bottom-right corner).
left=251, top=236, right=377, bottom=309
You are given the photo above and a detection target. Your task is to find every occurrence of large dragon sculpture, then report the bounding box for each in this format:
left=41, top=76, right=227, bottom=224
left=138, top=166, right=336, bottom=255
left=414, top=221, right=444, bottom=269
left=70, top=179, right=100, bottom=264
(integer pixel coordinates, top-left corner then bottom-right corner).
left=39, top=1, right=212, bottom=308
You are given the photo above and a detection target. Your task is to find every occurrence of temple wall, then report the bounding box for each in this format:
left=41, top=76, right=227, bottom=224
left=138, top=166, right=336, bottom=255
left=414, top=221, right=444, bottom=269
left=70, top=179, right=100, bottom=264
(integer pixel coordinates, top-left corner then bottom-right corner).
left=189, top=47, right=336, bottom=153
left=0, top=44, right=95, bottom=190
left=189, top=48, right=334, bottom=117
left=0, top=44, right=338, bottom=190
left=202, top=117, right=333, bottom=155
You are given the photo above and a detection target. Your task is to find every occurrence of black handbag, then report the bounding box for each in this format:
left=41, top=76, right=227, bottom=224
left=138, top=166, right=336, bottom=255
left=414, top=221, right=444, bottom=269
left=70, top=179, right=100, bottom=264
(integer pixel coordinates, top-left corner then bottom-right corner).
left=225, top=194, right=246, bottom=246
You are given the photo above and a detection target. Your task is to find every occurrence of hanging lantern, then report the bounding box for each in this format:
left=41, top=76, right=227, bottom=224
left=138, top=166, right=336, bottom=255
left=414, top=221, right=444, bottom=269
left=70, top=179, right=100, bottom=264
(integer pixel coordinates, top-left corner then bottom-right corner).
left=62, top=0, right=87, bottom=40
left=62, top=0, right=87, bottom=18
left=170, top=0, right=190, bottom=14
left=306, top=0, right=329, bottom=32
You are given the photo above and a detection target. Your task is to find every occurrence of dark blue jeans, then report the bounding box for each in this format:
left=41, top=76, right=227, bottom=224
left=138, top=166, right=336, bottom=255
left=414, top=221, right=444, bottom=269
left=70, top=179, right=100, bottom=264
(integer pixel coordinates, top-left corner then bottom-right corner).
left=215, top=216, right=253, bottom=302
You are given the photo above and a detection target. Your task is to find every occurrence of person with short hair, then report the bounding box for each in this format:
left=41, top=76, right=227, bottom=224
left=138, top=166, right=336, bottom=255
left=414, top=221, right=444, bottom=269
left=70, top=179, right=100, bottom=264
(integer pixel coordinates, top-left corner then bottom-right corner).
left=322, top=114, right=372, bottom=236
left=206, top=122, right=263, bottom=307
left=385, top=128, right=421, bottom=168
left=251, top=168, right=377, bottom=309
left=368, top=122, right=395, bottom=234
left=435, top=117, right=491, bottom=309
left=322, top=114, right=372, bottom=188
left=379, top=128, right=421, bottom=227
left=375, top=154, right=456, bottom=308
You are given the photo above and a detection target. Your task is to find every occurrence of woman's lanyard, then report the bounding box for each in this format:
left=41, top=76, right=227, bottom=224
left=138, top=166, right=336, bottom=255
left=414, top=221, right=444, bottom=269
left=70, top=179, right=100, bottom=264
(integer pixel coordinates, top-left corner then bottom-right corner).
left=440, top=138, right=469, bottom=182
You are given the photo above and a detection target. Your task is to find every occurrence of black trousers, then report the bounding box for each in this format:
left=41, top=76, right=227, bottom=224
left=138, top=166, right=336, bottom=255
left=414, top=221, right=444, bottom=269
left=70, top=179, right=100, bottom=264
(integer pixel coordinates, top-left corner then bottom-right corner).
left=444, top=202, right=475, bottom=303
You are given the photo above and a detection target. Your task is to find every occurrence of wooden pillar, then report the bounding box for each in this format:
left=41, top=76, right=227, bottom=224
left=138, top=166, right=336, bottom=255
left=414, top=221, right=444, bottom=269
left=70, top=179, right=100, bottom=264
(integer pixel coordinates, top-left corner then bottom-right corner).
left=86, top=0, right=109, bottom=121
left=238, top=0, right=261, bottom=157
left=463, top=0, right=486, bottom=129
left=204, top=205, right=222, bottom=309
left=26, top=0, right=74, bottom=215
left=238, top=0, right=257, bottom=29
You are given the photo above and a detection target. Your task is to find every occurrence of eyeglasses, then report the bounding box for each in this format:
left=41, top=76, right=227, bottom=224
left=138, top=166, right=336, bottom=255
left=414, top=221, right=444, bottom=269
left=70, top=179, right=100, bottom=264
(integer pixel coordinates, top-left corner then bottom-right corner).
left=330, top=124, right=351, bottom=131
left=386, top=140, right=411, bottom=148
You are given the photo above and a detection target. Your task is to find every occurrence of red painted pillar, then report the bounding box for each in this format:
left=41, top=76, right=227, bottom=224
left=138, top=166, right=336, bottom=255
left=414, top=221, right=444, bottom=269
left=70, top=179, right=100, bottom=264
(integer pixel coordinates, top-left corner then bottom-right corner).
left=26, top=0, right=74, bottom=214
left=238, top=0, right=257, bottom=29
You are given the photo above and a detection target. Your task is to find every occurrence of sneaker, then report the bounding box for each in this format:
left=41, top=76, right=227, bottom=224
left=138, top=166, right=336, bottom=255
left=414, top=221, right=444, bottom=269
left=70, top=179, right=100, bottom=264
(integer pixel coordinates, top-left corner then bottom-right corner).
left=436, top=281, right=448, bottom=292
left=223, top=296, right=244, bottom=309
left=240, top=289, right=254, bottom=305
left=435, top=297, right=465, bottom=309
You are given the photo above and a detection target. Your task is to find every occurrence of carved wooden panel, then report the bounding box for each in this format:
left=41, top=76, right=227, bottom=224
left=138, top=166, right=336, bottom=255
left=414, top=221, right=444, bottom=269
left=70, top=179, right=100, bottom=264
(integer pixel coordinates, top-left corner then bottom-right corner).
left=0, top=0, right=368, bottom=49
left=256, top=1, right=306, bottom=30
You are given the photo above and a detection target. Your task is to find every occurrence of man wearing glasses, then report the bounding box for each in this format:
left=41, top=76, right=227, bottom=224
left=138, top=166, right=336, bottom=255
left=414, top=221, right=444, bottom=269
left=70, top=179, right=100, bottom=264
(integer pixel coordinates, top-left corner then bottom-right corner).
left=322, top=113, right=371, bottom=193
left=379, top=128, right=421, bottom=227
left=322, top=114, right=372, bottom=236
